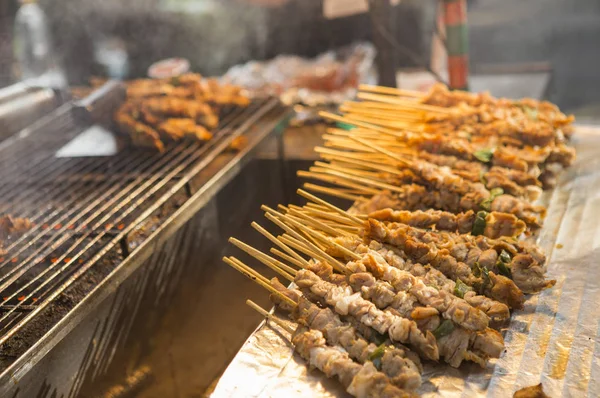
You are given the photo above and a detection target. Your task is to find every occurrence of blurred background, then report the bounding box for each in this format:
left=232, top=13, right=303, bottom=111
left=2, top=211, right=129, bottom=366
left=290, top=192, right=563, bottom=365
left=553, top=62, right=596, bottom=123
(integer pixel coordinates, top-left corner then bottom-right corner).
left=0, top=1, right=598, bottom=397
left=2, top=0, right=600, bottom=117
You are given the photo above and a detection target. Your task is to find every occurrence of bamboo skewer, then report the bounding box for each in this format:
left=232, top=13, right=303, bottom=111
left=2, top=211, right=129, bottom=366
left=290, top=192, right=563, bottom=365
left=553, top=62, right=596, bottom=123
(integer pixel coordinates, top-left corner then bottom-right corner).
left=287, top=208, right=350, bottom=237
left=297, top=189, right=363, bottom=225
left=270, top=248, right=306, bottom=269
left=251, top=221, right=310, bottom=268
left=298, top=170, right=379, bottom=195
left=263, top=207, right=348, bottom=272
left=305, top=167, right=403, bottom=194
left=279, top=213, right=361, bottom=262
left=246, top=300, right=295, bottom=334
left=356, top=92, right=453, bottom=114
left=222, top=256, right=296, bottom=307
left=229, top=237, right=296, bottom=281
left=302, top=183, right=361, bottom=202
left=359, top=84, right=424, bottom=98
left=318, top=111, right=404, bottom=137
left=348, top=136, right=413, bottom=166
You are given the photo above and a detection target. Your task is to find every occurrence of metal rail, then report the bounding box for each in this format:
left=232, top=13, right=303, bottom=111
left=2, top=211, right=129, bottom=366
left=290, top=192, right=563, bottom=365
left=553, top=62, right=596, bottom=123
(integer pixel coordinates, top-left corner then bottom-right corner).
left=0, top=93, right=285, bottom=352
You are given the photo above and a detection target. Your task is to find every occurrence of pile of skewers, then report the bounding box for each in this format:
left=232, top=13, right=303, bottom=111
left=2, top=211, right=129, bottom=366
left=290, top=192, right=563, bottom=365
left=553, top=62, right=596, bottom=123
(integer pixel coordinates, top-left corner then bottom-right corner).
left=114, top=73, right=250, bottom=152
left=222, top=84, right=575, bottom=397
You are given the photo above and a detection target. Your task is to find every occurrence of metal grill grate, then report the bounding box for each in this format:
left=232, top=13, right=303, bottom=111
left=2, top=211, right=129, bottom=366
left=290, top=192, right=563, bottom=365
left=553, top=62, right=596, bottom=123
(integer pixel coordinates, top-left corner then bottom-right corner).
left=0, top=87, right=284, bottom=352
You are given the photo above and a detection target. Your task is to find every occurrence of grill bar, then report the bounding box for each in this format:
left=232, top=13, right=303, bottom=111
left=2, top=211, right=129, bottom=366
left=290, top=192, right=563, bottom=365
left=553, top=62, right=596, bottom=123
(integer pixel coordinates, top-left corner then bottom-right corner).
left=0, top=95, right=282, bottom=349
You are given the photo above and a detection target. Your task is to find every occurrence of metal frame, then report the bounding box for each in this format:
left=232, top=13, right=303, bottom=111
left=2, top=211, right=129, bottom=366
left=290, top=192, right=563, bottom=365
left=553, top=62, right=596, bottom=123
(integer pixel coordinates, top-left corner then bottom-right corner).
left=0, top=86, right=291, bottom=392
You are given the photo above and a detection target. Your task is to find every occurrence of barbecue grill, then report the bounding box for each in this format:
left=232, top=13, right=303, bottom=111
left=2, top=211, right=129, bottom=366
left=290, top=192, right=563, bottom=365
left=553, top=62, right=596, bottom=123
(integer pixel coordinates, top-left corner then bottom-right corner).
left=0, top=81, right=290, bottom=396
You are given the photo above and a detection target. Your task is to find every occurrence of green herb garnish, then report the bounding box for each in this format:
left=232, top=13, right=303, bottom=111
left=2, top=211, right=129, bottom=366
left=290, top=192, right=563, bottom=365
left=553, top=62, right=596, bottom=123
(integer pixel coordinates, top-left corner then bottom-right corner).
left=369, top=344, right=386, bottom=370
left=499, top=249, right=512, bottom=264
left=473, top=148, right=494, bottom=163
left=454, top=279, right=472, bottom=299
left=369, top=344, right=386, bottom=361
left=479, top=170, right=487, bottom=186
left=170, top=76, right=181, bottom=86
left=496, top=249, right=513, bottom=278
left=480, top=187, right=504, bottom=211
left=432, top=319, right=455, bottom=340
left=472, top=262, right=490, bottom=289
left=472, top=210, right=488, bottom=236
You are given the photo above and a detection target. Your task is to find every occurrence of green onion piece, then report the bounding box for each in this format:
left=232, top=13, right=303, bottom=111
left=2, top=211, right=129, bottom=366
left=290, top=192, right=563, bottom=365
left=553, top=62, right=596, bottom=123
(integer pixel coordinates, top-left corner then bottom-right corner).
left=499, top=249, right=512, bottom=264
left=497, top=249, right=513, bottom=278
left=454, top=279, right=472, bottom=298
left=497, top=261, right=513, bottom=278
left=170, top=76, right=181, bottom=86
left=473, top=148, right=494, bottom=163
left=480, top=187, right=504, bottom=211
left=472, top=262, right=490, bottom=289
left=472, top=210, right=488, bottom=236
left=369, top=344, right=386, bottom=361
left=432, top=319, right=455, bottom=340
left=479, top=170, right=488, bottom=186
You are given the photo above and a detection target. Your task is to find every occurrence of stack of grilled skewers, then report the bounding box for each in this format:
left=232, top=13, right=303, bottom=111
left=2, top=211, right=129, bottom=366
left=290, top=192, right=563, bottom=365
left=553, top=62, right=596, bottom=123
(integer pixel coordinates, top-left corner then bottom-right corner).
left=222, top=84, right=575, bottom=397
left=114, top=73, right=250, bottom=152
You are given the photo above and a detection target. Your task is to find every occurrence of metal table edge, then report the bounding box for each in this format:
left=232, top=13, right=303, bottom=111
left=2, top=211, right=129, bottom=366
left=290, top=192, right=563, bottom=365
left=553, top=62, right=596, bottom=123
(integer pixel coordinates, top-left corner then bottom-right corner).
left=0, top=105, right=292, bottom=390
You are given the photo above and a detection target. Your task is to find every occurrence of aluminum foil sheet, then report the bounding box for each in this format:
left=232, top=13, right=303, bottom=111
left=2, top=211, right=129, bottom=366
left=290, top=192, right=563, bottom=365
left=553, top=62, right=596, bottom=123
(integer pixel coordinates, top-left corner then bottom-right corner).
left=211, top=125, right=600, bottom=398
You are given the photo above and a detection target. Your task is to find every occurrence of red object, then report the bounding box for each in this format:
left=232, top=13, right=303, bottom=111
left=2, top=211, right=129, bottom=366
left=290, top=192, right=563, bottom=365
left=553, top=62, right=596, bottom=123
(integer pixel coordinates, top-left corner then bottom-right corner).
left=148, top=58, right=190, bottom=79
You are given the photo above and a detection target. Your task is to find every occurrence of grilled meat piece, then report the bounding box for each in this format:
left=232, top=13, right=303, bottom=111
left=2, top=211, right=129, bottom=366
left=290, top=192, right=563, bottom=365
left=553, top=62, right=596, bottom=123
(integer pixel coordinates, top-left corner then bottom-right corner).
left=0, top=215, right=33, bottom=240
left=292, top=328, right=413, bottom=398
left=295, top=269, right=439, bottom=361
left=365, top=218, right=525, bottom=309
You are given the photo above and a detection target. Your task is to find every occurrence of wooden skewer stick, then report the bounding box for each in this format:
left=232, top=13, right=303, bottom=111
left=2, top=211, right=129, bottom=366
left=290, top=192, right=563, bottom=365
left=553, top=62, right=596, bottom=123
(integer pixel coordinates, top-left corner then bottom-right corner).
left=299, top=170, right=379, bottom=195
left=278, top=235, right=330, bottom=270
left=359, top=84, right=424, bottom=97
left=300, top=206, right=364, bottom=226
left=297, top=189, right=363, bottom=226
left=278, top=234, right=347, bottom=275
left=251, top=221, right=310, bottom=268
left=314, top=161, right=382, bottom=178
left=263, top=208, right=346, bottom=272
left=341, top=103, right=426, bottom=121
left=229, top=237, right=296, bottom=280
left=278, top=213, right=361, bottom=261
left=222, top=256, right=296, bottom=307
left=356, top=92, right=453, bottom=114
left=287, top=208, right=349, bottom=237
left=302, top=183, right=361, bottom=202
left=348, top=135, right=413, bottom=166
left=314, top=161, right=389, bottom=180
left=342, top=108, right=425, bottom=123
left=317, top=152, right=409, bottom=176
left=319, top=111, right=404, bottom=137
left=345, top=114, right=424, bottom=131
left=307, top=167, right=404, bottom=194
left=326, top=127, right=384, bottom=139
left=270, top=248, right=306, bottom=269
left=287, top=216, right=328, bottom=252
left=246, top=300, right=295, bottom=334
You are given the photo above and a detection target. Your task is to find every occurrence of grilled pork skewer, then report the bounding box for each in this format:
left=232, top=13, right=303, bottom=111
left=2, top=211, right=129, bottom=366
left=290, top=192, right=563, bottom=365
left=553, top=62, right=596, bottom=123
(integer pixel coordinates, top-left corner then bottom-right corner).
left=294, top=268, right=439, bottom=361
left=403, top=133, right=575, bottom=177
left=364, top=219, right=524, bottom=309
left=266, top=280, right=423, bottom=390
left=367, top=208, right=526, bottom=239
left=246, top=300, right=413, bottom=398
left=301, top=258, right=503, bottom=368
left=293, top=327, right=413, bottom=398
left=318, top=234, right=510, bottom=322
left=225, top=254, right=423, bottom=390
left=349, top=186, right=542, bottom=229
left=363, top=217, right=553, bottom=294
